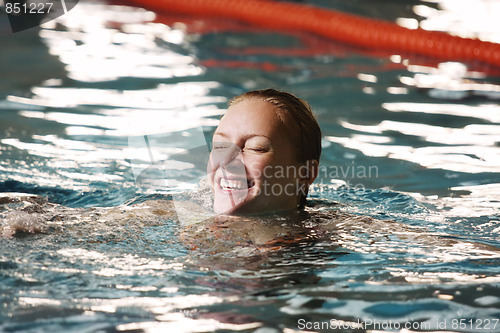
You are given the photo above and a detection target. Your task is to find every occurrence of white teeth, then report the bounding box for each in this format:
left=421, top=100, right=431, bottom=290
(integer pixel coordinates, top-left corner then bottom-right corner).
left=220, top=178, right=247, bottom=190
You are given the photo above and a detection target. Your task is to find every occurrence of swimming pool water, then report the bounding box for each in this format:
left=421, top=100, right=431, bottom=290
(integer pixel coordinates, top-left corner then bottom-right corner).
left=1, top=0, right=500, bottom=332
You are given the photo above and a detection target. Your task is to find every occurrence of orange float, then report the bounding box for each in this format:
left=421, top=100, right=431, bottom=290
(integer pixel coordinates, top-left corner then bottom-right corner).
left=122, top=0, right=500, bottom=68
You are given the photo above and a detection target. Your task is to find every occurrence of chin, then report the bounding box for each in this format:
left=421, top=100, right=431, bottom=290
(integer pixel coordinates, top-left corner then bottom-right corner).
left=213, top=190, right=255, bottom=215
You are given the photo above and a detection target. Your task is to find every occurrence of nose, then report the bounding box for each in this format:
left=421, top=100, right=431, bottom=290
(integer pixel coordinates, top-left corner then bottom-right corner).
left=210, top=142, right=242, bottom=169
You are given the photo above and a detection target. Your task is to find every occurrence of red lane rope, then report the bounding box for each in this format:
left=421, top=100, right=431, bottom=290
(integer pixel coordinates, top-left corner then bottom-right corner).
left=123, top=0, right=500, bottom=68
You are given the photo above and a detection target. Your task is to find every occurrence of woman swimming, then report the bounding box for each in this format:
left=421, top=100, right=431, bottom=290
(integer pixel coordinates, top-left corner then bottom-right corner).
left=207, top=89, right=322, bottom=216
left=1, top=89, right=323, bottom=238
left=0, top=89, right=324, bottom=249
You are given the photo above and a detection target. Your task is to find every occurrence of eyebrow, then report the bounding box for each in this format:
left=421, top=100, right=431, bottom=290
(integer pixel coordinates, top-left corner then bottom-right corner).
left=213, top=132, right=271, bottom=141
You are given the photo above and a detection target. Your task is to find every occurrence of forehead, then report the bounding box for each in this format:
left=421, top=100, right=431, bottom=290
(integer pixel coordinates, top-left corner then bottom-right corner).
left=216, top=99, right=286, bottom=136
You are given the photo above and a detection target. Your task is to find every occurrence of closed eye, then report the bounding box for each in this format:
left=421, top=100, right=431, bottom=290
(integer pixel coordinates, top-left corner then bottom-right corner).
left=211, top=142, right=232, bottom=150
left=244, top=147, right=266, bottom=153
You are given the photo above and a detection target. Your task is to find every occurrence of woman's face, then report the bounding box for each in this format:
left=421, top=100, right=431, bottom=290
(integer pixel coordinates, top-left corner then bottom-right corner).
left=207, top=98, right=304, bottom=215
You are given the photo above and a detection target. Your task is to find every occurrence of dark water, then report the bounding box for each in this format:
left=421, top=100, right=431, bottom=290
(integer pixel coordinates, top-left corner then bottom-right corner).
left=1, top=0, right=500, bottom=332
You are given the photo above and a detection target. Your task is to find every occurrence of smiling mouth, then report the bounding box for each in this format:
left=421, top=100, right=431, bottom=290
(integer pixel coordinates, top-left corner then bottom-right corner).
left=219, top=178, right=255, bottom=191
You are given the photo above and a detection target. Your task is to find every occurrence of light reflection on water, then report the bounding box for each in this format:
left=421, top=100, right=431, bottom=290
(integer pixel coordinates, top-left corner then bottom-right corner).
left=1, top=0, right=500, bottom=331
left=39, top=3, right=201, bottom=82
left=327, top=117, right=500, bottom=173
left=413, top=0, right=500, bottom=43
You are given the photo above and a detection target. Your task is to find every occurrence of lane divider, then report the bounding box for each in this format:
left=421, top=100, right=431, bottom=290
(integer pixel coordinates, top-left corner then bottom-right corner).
left=122, top=0, right=500, bottom=68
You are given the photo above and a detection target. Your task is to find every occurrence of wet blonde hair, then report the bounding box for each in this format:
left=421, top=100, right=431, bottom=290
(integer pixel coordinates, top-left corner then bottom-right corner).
left=229, top=89, right=322, bottom=207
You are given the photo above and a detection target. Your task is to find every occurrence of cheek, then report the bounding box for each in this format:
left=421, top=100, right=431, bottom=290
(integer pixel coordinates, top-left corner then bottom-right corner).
left=244, top=156, right=270, bottom=180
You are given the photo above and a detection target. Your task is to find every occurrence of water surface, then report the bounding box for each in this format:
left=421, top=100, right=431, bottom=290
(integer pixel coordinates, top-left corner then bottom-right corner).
left=1, top=0, right=500, bottom=332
